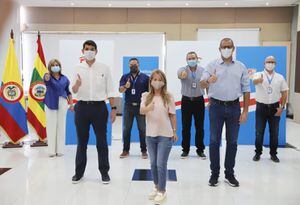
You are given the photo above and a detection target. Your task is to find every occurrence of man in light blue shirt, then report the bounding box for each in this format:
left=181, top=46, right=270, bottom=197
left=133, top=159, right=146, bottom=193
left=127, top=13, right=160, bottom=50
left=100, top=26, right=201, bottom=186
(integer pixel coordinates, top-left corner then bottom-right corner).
left=200, top=38, right=250, bottom=187
left=177, top=51, right=206, bottom=159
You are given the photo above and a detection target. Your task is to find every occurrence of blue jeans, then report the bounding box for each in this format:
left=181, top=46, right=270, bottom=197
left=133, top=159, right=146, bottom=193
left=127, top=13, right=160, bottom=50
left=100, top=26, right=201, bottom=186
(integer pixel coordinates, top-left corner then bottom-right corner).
left=146, top=136, right=173, bottom=192
left=123, top=103, right=146, bottom=152
left=209, top=100, right=240, bottom=177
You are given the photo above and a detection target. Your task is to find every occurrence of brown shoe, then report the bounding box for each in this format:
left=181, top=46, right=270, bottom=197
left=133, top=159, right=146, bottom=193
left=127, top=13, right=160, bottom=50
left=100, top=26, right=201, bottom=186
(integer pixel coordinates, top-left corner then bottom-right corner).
left=119, top=151, right=129, bottom=158
left=142, top=151, right=148, bottom=159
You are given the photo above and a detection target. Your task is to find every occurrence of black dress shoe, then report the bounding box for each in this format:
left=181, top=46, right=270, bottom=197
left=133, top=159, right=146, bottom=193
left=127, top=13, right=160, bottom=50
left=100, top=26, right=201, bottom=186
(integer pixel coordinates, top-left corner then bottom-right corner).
left=102, top=173, right=111, bottom=184
left=72, top=175, right=83, bottom=184
left=181, top=152, right=189, bottom=159
left=271, top=155, right=280, bottom=163
left=253, top=154, right=260, bottom=161
left=208, top=175, right=219, bottom=187
left=197, top=152, right=207, bottom=160
left=225, top=175, right=239, bottom=187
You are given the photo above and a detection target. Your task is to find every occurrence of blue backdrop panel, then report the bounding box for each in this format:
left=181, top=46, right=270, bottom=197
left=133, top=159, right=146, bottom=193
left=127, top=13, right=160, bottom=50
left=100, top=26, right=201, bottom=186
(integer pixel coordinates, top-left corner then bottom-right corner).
left=122, top=56, right=159, bottom=143
left=65, top=103, right=112, bottom=145
left=236, top=46, right=287, bottom=146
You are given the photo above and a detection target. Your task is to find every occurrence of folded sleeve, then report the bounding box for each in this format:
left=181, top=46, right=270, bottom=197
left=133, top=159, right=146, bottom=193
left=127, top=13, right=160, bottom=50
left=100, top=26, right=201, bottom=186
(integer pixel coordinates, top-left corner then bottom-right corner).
left=106, top=67, right=116, bottom=98
left=240, top=63, right=251, bottom=93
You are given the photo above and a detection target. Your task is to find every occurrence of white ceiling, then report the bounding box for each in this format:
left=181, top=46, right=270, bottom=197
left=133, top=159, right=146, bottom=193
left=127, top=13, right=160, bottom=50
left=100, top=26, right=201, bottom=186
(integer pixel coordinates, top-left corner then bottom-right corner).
left=18, top=0, right=299, bottom=8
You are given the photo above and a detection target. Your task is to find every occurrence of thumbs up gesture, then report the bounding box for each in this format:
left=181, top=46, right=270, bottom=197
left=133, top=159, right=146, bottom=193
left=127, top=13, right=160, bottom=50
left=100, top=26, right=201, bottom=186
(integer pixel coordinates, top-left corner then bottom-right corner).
left=147, top=102, right=155, bottom=112
left=75, top=74, right=82, bottom=87
left=44, top=73, right=51, bottom=81
left=180, top=70, right=188, bottom=79
left=125, top=78, right=131, bottom=89
left=208, top=70, right=217, bottom=84
left=257, top=73, right=264, bottom=84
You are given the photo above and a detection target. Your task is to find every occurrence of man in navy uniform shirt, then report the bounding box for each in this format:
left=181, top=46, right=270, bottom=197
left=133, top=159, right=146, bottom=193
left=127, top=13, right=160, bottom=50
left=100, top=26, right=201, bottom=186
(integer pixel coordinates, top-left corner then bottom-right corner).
left=119, top=58, right=149, bottom=159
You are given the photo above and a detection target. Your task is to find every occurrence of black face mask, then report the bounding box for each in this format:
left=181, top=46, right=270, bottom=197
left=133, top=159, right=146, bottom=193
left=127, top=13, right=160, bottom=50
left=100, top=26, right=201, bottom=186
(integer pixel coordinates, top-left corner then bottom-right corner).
left=130, top=65, right=138, bottom=73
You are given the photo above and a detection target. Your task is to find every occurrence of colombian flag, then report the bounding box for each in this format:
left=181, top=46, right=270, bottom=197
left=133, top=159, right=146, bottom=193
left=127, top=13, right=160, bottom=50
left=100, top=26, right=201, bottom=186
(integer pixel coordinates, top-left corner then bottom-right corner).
left=27, top=34, right=47, bottom=141
left=0, top=38, right=28, bottom=143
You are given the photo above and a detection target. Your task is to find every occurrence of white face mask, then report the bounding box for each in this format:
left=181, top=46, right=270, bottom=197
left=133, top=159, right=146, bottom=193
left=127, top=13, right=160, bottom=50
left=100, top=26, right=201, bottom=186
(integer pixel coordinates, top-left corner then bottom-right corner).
left=265, top=63, right=275, bottom=71
left=151, top=80, right=165, bottom=90
left=83, top=50, right=96, bottom=61
left=220, top=48, right=233, bottom=59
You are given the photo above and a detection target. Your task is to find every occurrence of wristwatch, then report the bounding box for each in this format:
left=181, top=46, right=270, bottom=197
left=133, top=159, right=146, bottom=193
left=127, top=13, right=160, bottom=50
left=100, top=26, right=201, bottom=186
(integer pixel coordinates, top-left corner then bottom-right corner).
left=111, top=106, right=117, bottom=110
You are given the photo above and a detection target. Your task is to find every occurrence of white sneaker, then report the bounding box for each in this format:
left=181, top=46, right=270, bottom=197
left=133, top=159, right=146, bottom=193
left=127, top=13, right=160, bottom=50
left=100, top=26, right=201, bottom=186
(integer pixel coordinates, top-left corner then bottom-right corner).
left=154, top=192, right=167, bottom=204
left=148, top=188, right=158, bottom=200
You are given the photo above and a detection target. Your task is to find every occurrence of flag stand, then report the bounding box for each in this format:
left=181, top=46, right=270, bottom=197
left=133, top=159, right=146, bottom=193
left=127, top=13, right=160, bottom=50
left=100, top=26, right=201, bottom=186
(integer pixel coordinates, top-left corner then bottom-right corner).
left=30, top=140, right=47, bottom=147
left=2, top=141, right=23, bottom=148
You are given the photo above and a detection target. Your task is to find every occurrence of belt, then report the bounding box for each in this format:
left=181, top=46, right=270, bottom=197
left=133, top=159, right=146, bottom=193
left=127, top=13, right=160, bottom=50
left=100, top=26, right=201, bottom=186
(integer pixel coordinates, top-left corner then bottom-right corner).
left=126, top=102, right=140, bottom=106
left=257, top=101, right=279, bottom=108
left=182, top=95, right=203, bottom=101
left=78, top=100, right=105, bottom=105
left=210, top=98, right=239, bottom=106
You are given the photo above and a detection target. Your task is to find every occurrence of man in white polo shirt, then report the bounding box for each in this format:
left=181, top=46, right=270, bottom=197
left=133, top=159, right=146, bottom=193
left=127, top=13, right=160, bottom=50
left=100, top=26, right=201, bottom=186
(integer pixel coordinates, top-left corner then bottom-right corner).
left=252, top=56, right=288, bottom=163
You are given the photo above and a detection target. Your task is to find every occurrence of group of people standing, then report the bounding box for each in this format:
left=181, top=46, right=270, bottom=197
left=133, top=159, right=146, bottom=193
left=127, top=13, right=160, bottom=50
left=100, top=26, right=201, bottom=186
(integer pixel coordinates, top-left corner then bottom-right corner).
left=42, top=37, right=288, bottom=204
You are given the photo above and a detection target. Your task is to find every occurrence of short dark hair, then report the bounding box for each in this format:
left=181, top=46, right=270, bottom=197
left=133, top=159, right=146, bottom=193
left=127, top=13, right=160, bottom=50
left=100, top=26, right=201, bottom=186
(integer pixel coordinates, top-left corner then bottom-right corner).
left=83, top=40, right=97, bottom=50
left=219, top=38, right=234, bottom=48
left=129, top=57, right=139, bottom=64
left=186, top=51, right=198, bottom=59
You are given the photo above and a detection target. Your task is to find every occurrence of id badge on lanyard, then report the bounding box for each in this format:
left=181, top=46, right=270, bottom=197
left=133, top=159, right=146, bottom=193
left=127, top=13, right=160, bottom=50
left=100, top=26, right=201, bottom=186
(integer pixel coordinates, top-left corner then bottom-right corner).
left=192, top=82, right=197, bottom=89
left=131, top=89, right=136, bottom=95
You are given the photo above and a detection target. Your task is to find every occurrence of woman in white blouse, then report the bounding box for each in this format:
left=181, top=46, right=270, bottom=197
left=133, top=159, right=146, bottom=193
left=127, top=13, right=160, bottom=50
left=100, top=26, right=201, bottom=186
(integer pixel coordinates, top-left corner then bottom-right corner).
left=140, top=69, right=178, bottom=204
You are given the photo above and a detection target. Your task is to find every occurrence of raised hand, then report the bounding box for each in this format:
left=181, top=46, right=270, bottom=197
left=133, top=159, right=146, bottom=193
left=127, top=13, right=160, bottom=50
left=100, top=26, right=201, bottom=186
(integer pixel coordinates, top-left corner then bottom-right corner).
left=44, top=73, right=51, bottom=81
left=257, top=73, right=264, bottom=84
left=76, top=74, right=82, bottom=87
left=208, top=69, right=217, bottom=84
left=180, top=70, right=188, bottom=79
left=125, top=78, right=131, bottom=89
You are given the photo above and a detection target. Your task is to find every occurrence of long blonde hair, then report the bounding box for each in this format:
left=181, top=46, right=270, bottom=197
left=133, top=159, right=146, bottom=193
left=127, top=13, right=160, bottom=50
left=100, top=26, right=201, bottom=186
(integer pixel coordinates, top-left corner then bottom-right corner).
left=145, top=69, right=170, bottom=107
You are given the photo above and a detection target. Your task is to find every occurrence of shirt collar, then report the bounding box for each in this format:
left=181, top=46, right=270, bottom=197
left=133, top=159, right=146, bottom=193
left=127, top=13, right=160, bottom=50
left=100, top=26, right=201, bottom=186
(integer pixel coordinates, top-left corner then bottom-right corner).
left=186, top=65, right=199, bottom=71
left=82, top=60, right=96, bottom=68
left=217, top=58, right=235, bottom=65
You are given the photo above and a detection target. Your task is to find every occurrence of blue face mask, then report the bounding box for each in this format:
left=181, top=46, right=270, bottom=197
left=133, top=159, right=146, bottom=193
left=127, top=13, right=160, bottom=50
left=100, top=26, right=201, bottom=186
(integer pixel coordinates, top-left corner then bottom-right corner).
left=51, top=66, right=61, bottom=73
left=187, top=60, right=197, bottom=67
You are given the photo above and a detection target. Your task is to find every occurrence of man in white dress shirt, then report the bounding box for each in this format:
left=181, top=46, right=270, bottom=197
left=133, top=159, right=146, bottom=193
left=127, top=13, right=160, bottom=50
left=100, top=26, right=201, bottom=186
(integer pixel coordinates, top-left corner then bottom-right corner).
left=71, top=40, right=117, bottom=184
left=252, top=56, right=288, bottom=163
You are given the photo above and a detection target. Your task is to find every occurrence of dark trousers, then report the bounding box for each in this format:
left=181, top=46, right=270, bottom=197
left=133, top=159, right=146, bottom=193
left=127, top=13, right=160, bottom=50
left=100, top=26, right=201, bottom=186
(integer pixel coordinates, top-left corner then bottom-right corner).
left=123, top=103, right=146, bottom=152
left=74, top=101, right=109, bottom=177
left=255, top=102, right=280, bottom=156
left=209, top=99, right=240, bottom=177
left=181, top=96, right=205, bottom=154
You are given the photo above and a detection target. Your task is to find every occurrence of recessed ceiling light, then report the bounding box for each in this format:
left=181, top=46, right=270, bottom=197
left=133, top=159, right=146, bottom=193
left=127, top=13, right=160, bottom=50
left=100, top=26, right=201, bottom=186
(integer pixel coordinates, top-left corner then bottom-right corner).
left=185, top=3, right=189, bottom=6
left=225, top=2, right=229, bottom=6
left=70, top=2, right=74, bottom=6
left=266, top=2, right=269, bottom=6
left=147, top=3, right=151, bottom=6
left=108, top=3, right=112, bottom=7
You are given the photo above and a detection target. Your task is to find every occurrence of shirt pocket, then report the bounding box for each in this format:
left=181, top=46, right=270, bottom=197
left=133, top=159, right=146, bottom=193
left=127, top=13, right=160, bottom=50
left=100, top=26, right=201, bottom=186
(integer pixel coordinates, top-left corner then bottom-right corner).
left=96, top=73, right=106, bottom=86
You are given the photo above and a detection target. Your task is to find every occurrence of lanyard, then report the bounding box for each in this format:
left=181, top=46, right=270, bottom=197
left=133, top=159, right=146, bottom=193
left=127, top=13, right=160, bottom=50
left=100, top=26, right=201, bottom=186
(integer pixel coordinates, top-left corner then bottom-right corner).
left=265, top=71, right=274, bottom=85
left=130, top=72, right=140, bottom=88
left=191, top=71, right=196, bottom=79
